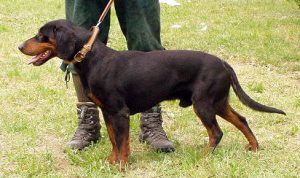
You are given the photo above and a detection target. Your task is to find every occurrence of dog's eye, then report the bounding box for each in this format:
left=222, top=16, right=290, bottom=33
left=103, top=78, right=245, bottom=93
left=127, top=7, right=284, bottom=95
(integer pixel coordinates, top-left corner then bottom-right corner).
left=35, top=35, right=49, bottom=42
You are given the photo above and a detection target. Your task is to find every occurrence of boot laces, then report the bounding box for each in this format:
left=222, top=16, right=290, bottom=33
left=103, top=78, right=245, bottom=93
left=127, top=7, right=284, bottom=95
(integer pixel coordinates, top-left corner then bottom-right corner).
left=72, top=106, right=99, bottom=141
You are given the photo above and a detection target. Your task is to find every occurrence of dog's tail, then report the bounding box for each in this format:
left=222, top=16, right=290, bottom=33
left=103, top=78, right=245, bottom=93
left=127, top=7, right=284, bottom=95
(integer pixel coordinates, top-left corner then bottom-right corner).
left=223, top=61, right=286, bottom=115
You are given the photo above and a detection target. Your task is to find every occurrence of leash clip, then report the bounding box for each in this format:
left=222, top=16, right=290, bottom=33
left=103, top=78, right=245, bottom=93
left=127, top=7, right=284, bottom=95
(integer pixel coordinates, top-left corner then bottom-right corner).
left=95, top=20, right=102, bottom=28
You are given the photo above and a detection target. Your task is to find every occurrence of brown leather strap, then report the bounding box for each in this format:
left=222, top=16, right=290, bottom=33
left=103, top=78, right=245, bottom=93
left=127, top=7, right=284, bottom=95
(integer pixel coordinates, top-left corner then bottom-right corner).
left=73, top=26, right=100, bottom=63
left=97, top=0, right=114, bottom=27
left=70, top=0, right=114, bottom=64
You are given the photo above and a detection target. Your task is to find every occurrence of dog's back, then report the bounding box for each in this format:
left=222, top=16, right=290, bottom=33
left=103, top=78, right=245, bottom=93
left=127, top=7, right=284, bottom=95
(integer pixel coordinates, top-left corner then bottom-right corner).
left=99, top=49, right=229, bottom=114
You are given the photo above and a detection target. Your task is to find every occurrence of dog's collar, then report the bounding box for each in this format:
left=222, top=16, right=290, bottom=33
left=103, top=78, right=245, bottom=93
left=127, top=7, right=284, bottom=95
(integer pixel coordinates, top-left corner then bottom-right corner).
left=65, top=43, right=92, bottom=64
left=65, top=26, right=100, bottom=65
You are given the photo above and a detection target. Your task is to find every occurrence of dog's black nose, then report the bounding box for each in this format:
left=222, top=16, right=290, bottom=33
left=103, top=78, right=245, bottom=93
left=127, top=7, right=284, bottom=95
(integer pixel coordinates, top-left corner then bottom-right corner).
left=18, top=43, right=24, bottom=51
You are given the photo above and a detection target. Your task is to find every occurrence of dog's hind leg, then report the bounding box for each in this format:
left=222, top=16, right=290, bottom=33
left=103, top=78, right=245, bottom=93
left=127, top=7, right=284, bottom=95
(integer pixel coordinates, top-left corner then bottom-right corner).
left=192, top=99, right=223, bottom=150
left=217, top=102, right=258, bottom=151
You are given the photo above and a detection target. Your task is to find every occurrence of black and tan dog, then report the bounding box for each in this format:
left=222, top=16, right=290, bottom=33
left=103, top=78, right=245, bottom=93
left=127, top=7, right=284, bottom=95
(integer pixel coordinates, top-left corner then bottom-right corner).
left=19, top=20, right=285, bottom=165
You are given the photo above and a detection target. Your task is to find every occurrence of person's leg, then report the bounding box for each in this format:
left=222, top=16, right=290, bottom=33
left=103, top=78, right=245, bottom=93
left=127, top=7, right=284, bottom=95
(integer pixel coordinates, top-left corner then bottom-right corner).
left=65, top=0, right=110, bottom=150
left=115, top=0, right=174, bottom=152
left=69, top=74, right=101, bottom=150
left=114, top=0, right=164, bottom=51
left=66, top=0, right=110, bottom=43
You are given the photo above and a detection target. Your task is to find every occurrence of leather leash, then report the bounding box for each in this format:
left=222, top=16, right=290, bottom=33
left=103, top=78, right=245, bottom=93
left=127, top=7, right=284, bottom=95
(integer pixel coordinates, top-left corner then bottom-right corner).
left=69, top=0, right=114, bottom=64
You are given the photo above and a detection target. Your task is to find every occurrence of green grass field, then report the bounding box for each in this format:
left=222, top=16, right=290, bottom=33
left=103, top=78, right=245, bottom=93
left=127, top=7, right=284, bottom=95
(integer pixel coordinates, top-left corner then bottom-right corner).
left=1, top=0, right=300, bottom=177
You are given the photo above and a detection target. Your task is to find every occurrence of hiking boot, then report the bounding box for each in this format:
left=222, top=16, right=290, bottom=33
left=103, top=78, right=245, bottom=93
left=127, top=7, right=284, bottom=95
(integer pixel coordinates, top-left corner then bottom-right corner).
left=139, top=105, right=175, bottom=152
left=68, top=102, right=101, bottom=150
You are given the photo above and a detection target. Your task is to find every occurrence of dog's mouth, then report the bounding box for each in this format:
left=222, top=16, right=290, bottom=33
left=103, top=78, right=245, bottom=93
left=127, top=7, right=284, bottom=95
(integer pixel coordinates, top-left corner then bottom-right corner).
left=28, top=50, right=55, bottom=66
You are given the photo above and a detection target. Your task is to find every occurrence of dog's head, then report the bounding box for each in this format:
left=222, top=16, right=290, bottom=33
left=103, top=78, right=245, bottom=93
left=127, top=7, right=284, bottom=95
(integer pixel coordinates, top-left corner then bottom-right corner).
left=18, top=19, right=89, bottom=66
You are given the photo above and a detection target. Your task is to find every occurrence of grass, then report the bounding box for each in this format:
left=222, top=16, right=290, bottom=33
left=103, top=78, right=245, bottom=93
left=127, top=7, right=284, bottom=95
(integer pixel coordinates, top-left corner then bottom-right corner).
left=0, top=0, right=299, bottom=177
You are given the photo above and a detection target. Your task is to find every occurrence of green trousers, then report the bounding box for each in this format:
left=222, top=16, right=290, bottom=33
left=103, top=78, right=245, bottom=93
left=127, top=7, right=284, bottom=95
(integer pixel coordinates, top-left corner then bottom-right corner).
left=66, top=0, right=163, bottom=50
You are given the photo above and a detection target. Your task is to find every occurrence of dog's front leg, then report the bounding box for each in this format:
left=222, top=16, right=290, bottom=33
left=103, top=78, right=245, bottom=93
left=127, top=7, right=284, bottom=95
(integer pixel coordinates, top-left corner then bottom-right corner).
left=102, top=108, right=130, bottom=167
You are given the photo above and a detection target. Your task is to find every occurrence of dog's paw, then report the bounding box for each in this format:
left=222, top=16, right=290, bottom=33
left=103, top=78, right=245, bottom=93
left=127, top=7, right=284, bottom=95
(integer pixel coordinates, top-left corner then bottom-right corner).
left=106, top=155, right=128, bottom=171
left=245, top=143, right=259, bottom=152
left=106, top=153, right=118, bottom=164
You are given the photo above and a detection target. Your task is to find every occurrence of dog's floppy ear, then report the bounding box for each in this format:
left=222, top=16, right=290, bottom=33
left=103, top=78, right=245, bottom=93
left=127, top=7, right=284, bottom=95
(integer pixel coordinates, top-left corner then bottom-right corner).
left=54, top=27, right=76, bottom=59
